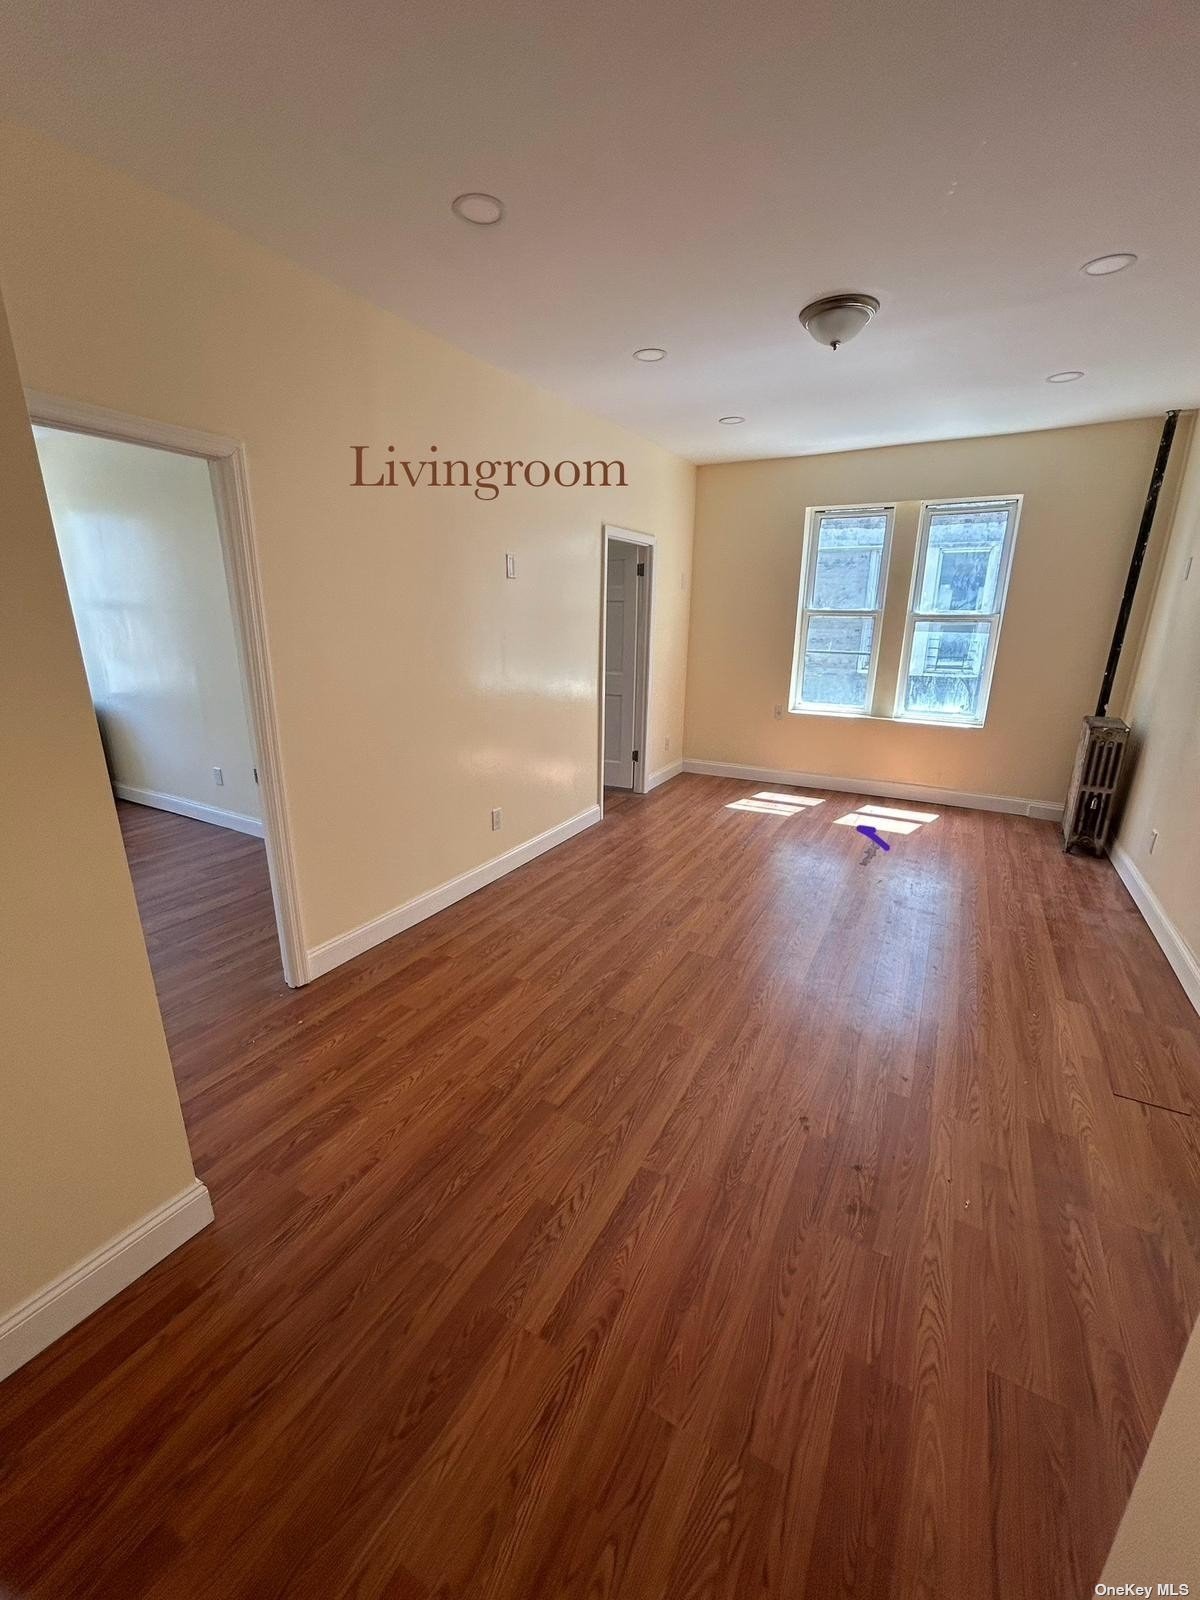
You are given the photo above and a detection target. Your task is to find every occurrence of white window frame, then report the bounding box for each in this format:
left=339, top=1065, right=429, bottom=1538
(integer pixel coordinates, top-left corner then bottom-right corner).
left=896, top=495, right=1022, bottom=727
left=789, top=503, right=896, bottom=717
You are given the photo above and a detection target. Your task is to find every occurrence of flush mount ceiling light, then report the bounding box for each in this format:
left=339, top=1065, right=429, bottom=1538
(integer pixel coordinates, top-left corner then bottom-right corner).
left=451, top=192, right=505, bottom=225
left=718, top=415, right=745, bottom=424
left=633, top=347, right=667, bottom=362
left=798, top=292, right=880, bottom=351
left=1047, top=370, right=1085, bottom=383
left=1081, top=253, right=1137, bottom=276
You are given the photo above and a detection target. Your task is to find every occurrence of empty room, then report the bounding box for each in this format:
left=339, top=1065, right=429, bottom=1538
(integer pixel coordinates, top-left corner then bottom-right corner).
left=31, top=422, right=288, bottom=999
left=0, top=3, right=1198, bottom=1598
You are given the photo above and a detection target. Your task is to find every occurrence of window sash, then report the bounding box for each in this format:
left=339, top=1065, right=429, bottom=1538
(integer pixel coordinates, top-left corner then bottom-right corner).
left=791, top=505, right=894, bottom=715
left=896, top=497, right=1021, bottom=724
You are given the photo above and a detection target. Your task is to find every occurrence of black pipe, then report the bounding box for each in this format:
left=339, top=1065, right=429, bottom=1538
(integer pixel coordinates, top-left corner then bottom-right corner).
left=1095, top=409, right=1179, bottom=718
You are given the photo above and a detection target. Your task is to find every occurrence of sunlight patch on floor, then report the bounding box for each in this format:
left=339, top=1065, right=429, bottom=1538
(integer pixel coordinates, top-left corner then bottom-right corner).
left=856, top=802, right=939, bottom=824
left=726, top=790, right=826, bottom=816
left=753, top=791, right=824, bottom=807
left=834, top=810, right=923, bottom=835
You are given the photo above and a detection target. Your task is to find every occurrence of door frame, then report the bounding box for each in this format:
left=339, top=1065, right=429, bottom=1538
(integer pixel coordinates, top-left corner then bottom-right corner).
left=599, top=524, right=654, bottom=814
left=26, top=388, right=308, bottom=988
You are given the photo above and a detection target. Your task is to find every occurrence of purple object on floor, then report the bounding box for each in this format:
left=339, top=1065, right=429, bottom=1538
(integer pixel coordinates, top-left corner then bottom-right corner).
left=856, top=824, right=891, bottom=852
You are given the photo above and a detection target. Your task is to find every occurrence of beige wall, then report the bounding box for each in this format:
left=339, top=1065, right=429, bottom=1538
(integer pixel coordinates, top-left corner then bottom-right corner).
left=0, top=120, right=695, bottom=958
left=685, top=419, right=1171, bottom=807
left=1099, top=414, right=1200, bottom=1584
left=35, top=427, right=261, bottom=822
left=1100, top=1311, right=1200, bottom=1590
left=0, top=287, right=199, bottom=1319
left=1115, top=417, right=1200, bottom=969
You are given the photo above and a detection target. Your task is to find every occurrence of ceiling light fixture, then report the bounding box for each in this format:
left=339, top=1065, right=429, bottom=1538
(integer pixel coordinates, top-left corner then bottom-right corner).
left=1046, top=370, right=1085, bottom=383
left=633, top=347, right=667, bottom=362
left=718, top=415, right=745, bottom=424
left=798, top=292, right=880, bottom=351
left=451, top=192, right=505, bottom=225
left=1081, top=253, right=1137, bottom=277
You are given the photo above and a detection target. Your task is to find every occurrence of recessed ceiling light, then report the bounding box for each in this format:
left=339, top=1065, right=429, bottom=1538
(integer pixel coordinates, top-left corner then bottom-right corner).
left=1046, top=370, right=1085, bottom=383
left=633, top=347, right=667, bottom=362
left=718, top=415, right=745, bottom=424
left=1081, top=253, right=1137, bottom=277
left=451, top=192, right=504, bottom=225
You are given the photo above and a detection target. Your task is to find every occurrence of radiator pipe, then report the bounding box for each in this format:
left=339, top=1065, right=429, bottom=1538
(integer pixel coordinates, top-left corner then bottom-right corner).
left=1095, top=408, right=1179, bottom=718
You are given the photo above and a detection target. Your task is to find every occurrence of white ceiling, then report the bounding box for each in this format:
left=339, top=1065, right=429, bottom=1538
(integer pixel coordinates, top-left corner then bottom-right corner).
left=2, top=0, right=1199, bottom=463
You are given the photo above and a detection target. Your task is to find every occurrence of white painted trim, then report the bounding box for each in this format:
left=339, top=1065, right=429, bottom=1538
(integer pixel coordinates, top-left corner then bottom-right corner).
left=790, top=502, right=896, bottom=717
left=682, top=759, right=1064, bottom=821
left=1111, top=843, right=1200, bottom=1018
left=307, top=804, right=602, bottom=979
left=26, top=390, right=240, bottom=459
left=208, top=449, right=308, bottom=983
left=26, top=389, right=309, bottom=986
left=893, top=494, right=1024, bottom=728
left=0, top=1181, right=213, bottom=1382
left=600, top=524, right=656, bottom=806
left=113, top=783, right=265, bottom=837
left=645, top=760, right=684, bottom=793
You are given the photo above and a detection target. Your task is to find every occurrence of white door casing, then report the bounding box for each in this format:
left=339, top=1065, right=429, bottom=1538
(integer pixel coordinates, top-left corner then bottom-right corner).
left=604, top=543, right=640, bottom=788
left=23, top=389, right=307, bottom=986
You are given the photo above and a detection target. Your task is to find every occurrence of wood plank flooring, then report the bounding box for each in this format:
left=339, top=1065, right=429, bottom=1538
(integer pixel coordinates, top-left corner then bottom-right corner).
left=3, top=776, right=1200, bottom=1599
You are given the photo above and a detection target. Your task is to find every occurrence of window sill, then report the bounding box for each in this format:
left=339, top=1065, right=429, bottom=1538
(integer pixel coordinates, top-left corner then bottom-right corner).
left=788, top=706, right=985, bottom=730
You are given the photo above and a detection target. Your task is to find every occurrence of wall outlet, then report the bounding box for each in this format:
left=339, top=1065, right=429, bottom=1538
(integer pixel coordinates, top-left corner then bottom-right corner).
left=1150, top=829, right=1159, bottom=854
left=505, top=553, right=517, bottom=579
left=664, top=736, right=671, bottom=753
left=491, top=807, right=503, bottom=831
left=773, top=704, right=783, bottom=720
left=213, top=766, right=224, bottom=787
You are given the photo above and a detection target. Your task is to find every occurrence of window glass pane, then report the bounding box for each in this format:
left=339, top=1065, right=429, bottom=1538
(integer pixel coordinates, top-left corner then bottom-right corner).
left=903, top=619, right=992, bottom=719
left=811, top=513, right=888, bottom=610
left=917, top=507, right=1009, bottom=614
left=801, top=614, right=875, bottom=709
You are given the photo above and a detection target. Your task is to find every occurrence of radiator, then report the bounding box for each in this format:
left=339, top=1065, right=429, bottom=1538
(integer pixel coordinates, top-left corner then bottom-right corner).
left=1062, top=716, right=1130, bottom=854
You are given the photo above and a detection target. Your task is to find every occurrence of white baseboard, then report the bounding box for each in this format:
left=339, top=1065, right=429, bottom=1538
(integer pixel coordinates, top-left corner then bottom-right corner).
left=306, top=803, right=603, bottom=979
left=0, top=1180, right=213, bottom=1383
left=682, top=759, right=1064, bottom=822
left=1111, top=843, right=1200, bottom=1018
left=113, top=783, right=265, bottom=838
left=644, top=760, right=684, bottom=793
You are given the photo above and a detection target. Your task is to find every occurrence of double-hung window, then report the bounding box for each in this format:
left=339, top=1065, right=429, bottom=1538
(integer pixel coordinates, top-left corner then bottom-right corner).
left=897, top=497, right=1021, bottom=725
left=790, top=505, right=894, bottom=715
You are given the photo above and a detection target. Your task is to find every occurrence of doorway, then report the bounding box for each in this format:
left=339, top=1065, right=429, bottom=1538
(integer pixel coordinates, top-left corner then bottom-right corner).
left=26, top=391, right=305, bottom=987
left=600, top=524, right=653, bottom=803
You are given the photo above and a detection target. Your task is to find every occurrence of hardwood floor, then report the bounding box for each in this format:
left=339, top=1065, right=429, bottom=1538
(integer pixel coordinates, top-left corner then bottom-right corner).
left=3, top=777, right=1199, bottom=1599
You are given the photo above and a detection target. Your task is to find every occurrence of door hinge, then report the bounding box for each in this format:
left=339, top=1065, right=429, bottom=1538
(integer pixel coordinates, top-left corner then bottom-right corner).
left=253, top=767, right=259, bottom=783
left=632, top=749, right=639, bottom=762
left=637, top=561, right=646, bottom=577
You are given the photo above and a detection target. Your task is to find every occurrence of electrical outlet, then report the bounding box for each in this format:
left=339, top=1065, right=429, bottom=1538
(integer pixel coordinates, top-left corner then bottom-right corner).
left=1150, top=829, right=1159, bottom=854
left=213, top=766, right=224, bottom=787
left=773, top=704, right=783, bottom=719
left=505, top=553, right=516, bottom=579
left=491, top=807, right=503, bottom=831
left=664, top=736, right=671, bottom=753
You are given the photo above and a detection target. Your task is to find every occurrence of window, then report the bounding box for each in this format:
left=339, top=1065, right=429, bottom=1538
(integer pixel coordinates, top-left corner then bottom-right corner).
left=897, top=497, right=1021, bottom=724
left=790, top=505, right=894, bottom=714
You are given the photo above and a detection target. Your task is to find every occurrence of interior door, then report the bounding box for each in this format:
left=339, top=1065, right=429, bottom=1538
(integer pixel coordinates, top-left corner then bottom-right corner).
left=604, top=544, right=641, bottom=789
